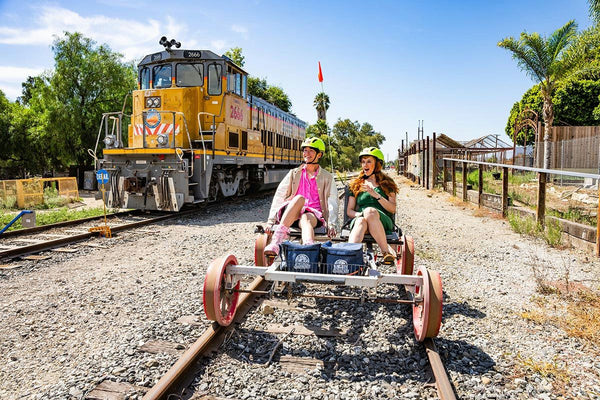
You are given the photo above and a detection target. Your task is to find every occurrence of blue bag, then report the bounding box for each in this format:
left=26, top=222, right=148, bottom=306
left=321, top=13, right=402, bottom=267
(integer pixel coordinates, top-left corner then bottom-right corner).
left=280, top=241, right=321, bottom=273
left=322, top=242, right=364, bottom=275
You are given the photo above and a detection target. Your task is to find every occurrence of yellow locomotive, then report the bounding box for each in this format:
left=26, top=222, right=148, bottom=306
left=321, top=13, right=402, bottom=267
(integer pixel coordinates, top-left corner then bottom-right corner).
left=94, top=37, right=306, bottom=211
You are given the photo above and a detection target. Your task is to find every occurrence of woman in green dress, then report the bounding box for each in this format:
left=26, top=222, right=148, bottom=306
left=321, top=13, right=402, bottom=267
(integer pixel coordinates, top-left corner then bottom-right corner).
left=347, top=147, right=399, bottom=264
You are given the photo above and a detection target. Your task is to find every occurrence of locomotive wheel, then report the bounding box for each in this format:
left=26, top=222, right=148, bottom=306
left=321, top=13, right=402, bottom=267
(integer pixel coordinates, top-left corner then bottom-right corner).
left=412, top=266, right=443, bottom=342
left=397, top=235, right=414, bottom=275
left=202, top=254, right=240, bottom=326
left=254, top=233, right=275, bottom=266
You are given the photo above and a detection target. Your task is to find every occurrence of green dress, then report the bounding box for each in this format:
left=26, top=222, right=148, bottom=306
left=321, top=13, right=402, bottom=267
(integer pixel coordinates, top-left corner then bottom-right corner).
left=349, top=187, right=395, bottom=233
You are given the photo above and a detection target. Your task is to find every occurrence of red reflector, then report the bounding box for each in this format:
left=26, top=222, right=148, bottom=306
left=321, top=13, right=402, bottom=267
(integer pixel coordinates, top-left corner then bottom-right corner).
left=194, top=155, right=201, bottom=159
left=158, top=155, right=165, bottom=160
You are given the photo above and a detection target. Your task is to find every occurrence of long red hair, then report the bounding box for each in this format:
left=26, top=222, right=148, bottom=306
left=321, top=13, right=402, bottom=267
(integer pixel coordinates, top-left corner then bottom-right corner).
left=349, top=160, right=398, bottom=197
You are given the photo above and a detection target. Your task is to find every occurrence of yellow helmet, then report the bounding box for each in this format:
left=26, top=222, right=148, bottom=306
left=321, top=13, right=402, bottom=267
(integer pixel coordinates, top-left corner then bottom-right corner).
left=301, top=137, right=326, bottom=153
left=359, top=147, right=384, bottom=163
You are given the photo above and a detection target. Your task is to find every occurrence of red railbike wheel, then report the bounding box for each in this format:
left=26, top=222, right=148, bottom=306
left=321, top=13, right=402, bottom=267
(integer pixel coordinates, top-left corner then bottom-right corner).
left=412, top=265, right=443, bottom=341
left=397, top=235, right=414, bottom=275
left=202, top=254, right=240, bottom=326
left=254, top=233, right=275, bottom=266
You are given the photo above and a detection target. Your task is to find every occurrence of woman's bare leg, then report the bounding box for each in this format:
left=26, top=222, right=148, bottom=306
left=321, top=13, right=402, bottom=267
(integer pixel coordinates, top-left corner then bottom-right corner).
left=363, top=207, right=395, bottom=255
left=279, top=195, right=305, bottom=227
left=299, top=212, right=317, bottom=244
left=348, top=216, right=368, bottom=243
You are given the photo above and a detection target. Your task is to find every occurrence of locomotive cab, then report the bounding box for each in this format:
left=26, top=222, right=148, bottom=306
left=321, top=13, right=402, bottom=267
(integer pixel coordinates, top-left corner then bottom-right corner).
left=94, top=39, right=305, bottom=211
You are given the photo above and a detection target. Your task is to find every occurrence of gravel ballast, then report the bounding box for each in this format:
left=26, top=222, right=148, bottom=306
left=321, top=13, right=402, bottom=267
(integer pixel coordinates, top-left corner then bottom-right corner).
left=1, top=177, right=599, bottom=399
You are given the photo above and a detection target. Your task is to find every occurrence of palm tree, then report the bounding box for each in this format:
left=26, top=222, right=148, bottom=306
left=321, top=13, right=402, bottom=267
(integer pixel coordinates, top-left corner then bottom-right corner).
left=314, top=92, right=330, bottom=121
left=590, top=0, right=600, bottom=24
left=498, top=20, right=578, bottom=169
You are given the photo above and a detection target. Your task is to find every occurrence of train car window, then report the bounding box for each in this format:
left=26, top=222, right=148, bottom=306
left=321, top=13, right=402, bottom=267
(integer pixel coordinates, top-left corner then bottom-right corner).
left=235, top=73, right=241, bottom=96
left=241, top=131, right=248, bottom=150
left=208, top=64, right=222, bottom=95
left=140, top=68, right=150, bottom=89
left=153, top=65, right=172, bottom=88
left=228, top=131, right=239, bottom=148
left=176, top=63, right=203, bottom=87
left=242, top=75, right=247, bottom=99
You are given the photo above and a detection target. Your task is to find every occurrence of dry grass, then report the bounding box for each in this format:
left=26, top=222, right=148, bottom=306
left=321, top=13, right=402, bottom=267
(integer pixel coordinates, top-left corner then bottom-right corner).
left=513, top=353, right=571, bottom=394
left=524, top=255, right=600, bottom=348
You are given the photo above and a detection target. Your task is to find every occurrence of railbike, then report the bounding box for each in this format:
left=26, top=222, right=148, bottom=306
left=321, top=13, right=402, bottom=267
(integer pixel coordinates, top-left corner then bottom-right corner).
left=203, top=190, right=443, bottom=342
left=93, top=37, right=305, bottom=211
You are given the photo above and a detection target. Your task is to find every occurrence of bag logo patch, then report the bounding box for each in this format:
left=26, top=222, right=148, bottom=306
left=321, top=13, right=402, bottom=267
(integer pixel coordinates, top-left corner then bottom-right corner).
left=294, top=254, right=311, bottom=270
left=332, top=259, right=349, bottom=274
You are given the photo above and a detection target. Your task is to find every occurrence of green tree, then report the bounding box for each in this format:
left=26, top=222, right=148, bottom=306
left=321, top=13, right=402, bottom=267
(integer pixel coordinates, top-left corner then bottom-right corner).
left=498, top=20, right=579, bottom=168
left=314, top=92, right=330, bottom=121
left=331, top=119, right=385, bottom=171
left=36, top=32, right=137, bottom=167
left=223, top=47, right=245, bottom=67
left=226, top=48, right=292, bottom=112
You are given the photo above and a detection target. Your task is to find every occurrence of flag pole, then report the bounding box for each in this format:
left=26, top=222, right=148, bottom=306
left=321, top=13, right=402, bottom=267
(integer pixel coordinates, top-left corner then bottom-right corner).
left=318, top=62, right=334, bottom=173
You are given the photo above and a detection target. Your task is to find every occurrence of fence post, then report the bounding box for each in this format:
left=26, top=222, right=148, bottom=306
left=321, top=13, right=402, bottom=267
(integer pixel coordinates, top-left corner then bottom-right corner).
left=417, top=140, right=421, bottom=185
left=451, top=161, right=456, bottom=197
left=597, top=184, right=600, bottom=256
left=443, top=159, right=448, bottom=192
left=422, top=139, right=426, bottom=188
left=537, top=172, right=546, bottom=226
left=478, top=164, right=483, bottom=208
left=426, top=136, right=430, bottom=190
left=462, top=161, right=468, bottom=202
left=432, top=133, right=437, bottom=187
left=502, top=166, right=509, bottom=218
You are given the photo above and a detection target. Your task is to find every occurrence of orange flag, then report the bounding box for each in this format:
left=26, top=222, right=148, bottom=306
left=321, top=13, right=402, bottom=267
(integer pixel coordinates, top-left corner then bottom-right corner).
left=318, top=61, right=323, bottom=82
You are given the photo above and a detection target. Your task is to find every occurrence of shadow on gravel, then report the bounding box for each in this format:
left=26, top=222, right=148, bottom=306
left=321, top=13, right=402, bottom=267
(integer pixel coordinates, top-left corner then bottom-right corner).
left=434, top=337, right=496, bottom=375
left=442, top=300, right=486, bottom=321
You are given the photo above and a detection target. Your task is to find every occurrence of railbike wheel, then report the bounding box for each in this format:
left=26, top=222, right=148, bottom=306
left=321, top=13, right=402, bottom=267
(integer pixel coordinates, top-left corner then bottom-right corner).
left=412, top=266, right=443, bottom=341
left=202, top=254, right=240, bottom=326
left=425, top=270, right=443, bottom=338
left=397, top=235, right=414, bottom=275
left=254, top=233, right=271, bottom=266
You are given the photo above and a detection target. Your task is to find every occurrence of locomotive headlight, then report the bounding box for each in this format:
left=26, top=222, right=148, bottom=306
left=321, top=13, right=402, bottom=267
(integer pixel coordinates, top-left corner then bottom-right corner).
left=103, top=135, right=115, bottom=147
left=145, top=96, right=161, bottom=108
left=157, top=133, right=169, bottom=146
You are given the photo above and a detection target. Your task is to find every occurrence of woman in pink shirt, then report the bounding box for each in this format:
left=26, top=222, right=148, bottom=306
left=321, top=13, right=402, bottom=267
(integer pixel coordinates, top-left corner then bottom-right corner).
left=264, top=137, right=338, bottom=256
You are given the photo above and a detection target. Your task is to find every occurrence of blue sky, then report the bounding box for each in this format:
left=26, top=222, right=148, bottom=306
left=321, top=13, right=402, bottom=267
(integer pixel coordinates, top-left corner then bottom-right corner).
left=0, top=0, right=594, bottom=160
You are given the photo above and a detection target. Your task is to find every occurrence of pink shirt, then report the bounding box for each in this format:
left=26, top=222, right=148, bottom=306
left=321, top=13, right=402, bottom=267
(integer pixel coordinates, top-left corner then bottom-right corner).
left=295, top=167, right=322, bottom=212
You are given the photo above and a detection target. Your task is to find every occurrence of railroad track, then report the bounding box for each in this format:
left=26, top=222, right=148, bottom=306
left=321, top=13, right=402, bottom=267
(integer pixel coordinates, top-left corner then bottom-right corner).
left=0, top=210, right=185, bottom=262
left=85, top=276, right=457, bottom=400
left=0, top=190, right=277, bottom=262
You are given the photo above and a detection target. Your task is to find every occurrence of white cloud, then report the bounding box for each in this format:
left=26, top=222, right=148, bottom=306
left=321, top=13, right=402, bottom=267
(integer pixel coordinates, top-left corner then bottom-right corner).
left=0, top=66, right=45, bottom=100
left=0, top=6, right=192, bottom=62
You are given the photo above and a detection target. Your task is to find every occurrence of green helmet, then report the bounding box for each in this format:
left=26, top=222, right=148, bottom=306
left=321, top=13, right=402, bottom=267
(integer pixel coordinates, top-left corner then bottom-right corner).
left=301, top=137, right=326, bottom=153
left=359, top=147, right=384, bottom=163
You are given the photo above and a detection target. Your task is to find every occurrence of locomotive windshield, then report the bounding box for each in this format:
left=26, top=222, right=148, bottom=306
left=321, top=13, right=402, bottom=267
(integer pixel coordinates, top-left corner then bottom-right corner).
left=176, top=63, right=203, bottom=86
left=153, top=65, right=172, bottom=88
left=207, top=63, right=222, bottom=95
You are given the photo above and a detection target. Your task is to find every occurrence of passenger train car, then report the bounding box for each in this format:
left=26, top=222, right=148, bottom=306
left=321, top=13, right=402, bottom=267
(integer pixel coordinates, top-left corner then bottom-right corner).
left=94, top=38, right=306, bottom=211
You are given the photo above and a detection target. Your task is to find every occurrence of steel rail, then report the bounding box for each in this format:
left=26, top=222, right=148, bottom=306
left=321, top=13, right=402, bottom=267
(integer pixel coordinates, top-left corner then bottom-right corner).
left=0, top=210, right=143, bottom=238
left=142, top=277, right=269, bottom=400
left=424, top=338, right=457, bottom=400
left=0, top=210, right=196, bottom=260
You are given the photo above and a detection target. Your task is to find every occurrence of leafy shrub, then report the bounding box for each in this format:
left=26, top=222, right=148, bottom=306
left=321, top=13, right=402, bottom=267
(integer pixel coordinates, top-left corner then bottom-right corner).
left=0, top=195, right=17, bottom=209
left=41, top=185, right=67, bottom=209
